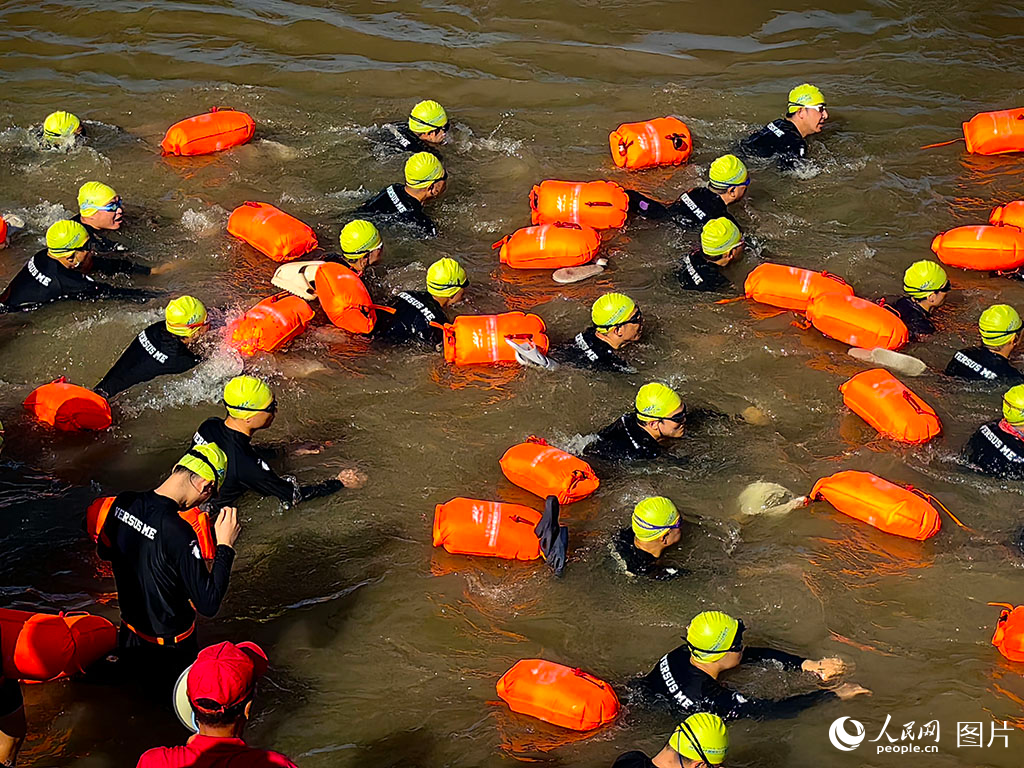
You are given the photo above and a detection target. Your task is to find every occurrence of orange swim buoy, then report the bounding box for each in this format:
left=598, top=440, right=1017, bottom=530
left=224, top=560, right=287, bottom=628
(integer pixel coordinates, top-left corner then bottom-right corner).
left=962, top=108, right=1024, bottom=155
left=806, top=293, right=909, bottom=350
left=493, top=223, right=601, bottom=270
left=530, top=180, right=629, bottom=230
left=442, top=312, right=549, bottom=366
left=931, top=225, right=1024, bottom=272
left=743, top=263, right=854, bottom=312
left=432, top=498, right=543, bottom=560
left=990, top=603, right=1024, bottom=662
left=86, top=497, right=215, bottom=559
left=160, top=107, right=256, bottom=157
left=314, top=262, right=376, bottom=334
left=609, top=117, right=692, bottom=170
left=990, top=201, right=1024, bottom=231
left=227, top=292, right=315, bottom=356
left=23, top=377, right=111, bottom=432
left=499, top=437, right=599, bottom=504
left=496, top=659, right=620, bottom=731
left=810, top=470, right=942, bottom=541
left=839, top=368, right=942, bottom=444
left=0, top=608, right=116, bottom=682
left=227, top=201, right=319, bottom=263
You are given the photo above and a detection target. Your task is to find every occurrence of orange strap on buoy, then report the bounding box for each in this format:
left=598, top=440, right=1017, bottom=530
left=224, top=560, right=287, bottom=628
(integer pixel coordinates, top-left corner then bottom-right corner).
left=529, top=180, right=629, bottom=230
left=0, top=608, right=117, bottom=682
left=442, top=312, right=549, bottom=366
left=989, top=603, right=1024, bottom=662
left=495, top=658, right=620, bottom=731
left=227, top=201, right=318, bottom=263
left=314, top=262, right=376, bottom=334
left=160, top=107, right=256, bottom=157
left=806, top=293, right=909, bottom=350
left=990, top=201, right=1024, bottom=231
left=432, top=498, right=543, bottom=560
left=810, top=470, right=943, bottom=540
left=227, top=292, right=315, bottom=356
left=23, top=377, right=112, bottom=432
left=743, top=263, right=854, bottom=312
left=609, top=117, right=692, bottom=170
left=931, top=225, right=1024, bottom=272
left=919, top=138, right=964, bottom=150
left=493, top=222, right=601, bottom=270
left=499, top=437, right=600, bottom=504
left=839, top=368, right=941, bottom=444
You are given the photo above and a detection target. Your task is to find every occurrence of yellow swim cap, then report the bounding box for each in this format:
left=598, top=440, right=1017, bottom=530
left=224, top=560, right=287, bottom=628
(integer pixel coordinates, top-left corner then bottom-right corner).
left=592, top=293, right=637, bottom=331
left=635, top=382, right=683, bottom=422
left=165, top=296, right=208, bottom=338
left=45, top=220, right=89, bottom=255
left=708, top=154, right=749, bottom=190
left=670, top=713, right=729, bottom=765
left=176, top=442, right=228, bottom=489
left=409, top=100, right=449, bottom=134
left=339, top=219, right=382, bottom=260
left=686, top=611, right=741, bottom=663
left=426, top=257, right=467, bottom=298
left=787, top=83, right=826, bottom=114
left=631, top=497, right=680, bottom=541
left=903, top=260, right=949, bottom=298
left=701, top=217, right=742, bottom=257
left=223, top=375, right=274, bottom=420
left=979, top=304, right=1022, bottom=348
left=43, top=111, right=81, bottom=142
left=405, top=152, right=445, bottom=189
left=1003, top=385, right=1024, bottom=426
left=78, top=181, right=118, bottom=214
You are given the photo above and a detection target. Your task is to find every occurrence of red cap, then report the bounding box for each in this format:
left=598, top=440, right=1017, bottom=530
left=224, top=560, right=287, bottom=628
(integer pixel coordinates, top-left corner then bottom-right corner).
left=187, top=641, right=268, bottom=713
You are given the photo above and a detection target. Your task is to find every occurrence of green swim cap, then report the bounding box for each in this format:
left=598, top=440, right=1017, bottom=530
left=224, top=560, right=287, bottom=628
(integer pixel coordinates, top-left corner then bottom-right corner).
left=409, top=100, right=449, bottom=134
left=903, top=260, right=949, bottom=298
left=165, top=296, right=208, bottom=338
left=979, top=304, right=1022, bottom=348
left=224, top=375, right=274, bottom=420
left=426, top=257, right=467, bottom=298
left=632, top=497, right=680, bottom=541
left=43, top=111, right=81, bottom=142
left=176, top=442, right=228, bottom=489
left=1004, top=385, right=1024, bottom=426
left=592, top=293, right=637, bottom=331
left=339, top=219, right=382, bottom=259
left=635, top=383, right=683, bottom=423
left=45, top=220, right=89, bottom=255
left=701, top=217, right=742, bottom=257
left=787, top=84, right=826, bottom=114
left=708, top=154, right=749, bottom=190
left=670, top=713, right=729, bottom=765
left=405, top=152, right=445, bottom=189
left=687, top=611, right=741, bottom=663
left=78, top=181, right=118, bottom=214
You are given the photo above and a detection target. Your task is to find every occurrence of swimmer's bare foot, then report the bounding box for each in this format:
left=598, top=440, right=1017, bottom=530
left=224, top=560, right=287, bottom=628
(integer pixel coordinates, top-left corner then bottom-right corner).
left=150, top=261, right=180, bottom=276
left=741, top=405, right=770, bottom=425
left=337, top=468, right=367, bottom=489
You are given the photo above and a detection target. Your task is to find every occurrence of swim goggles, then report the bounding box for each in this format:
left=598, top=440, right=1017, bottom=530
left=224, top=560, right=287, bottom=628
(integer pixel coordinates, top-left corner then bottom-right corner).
left=410, top=115, right=450, bottom=133
left=95, top=197, right=123, bottom=212
left=184, top=448, right=225, bottom=488
left=224, top=400, right=277, bottom=414
left=674, top=719, right=713, bottom=768
left=605, top=309, right=644, bottom=329
left=637, top=403, right=686, bottom=425
left=631, top=514, right=681, bottom=536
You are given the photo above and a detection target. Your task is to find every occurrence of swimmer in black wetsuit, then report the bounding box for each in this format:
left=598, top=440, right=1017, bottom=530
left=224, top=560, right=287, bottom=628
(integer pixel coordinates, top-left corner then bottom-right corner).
left=611, top=496, right=684, bottom=581
left=334, top=219, right=384, bottom=276
left=637, top=610, right=869, bottom=721
left=551, top=292, right=642, bottom=373
left=378, top=99, right=449, bottom=158
left=963, top=385, right=1024, bottom=479
left=374, top=257, right=467, bottom=347
left=95, top=296, right=209, bottom=399
left=740, top=83, right=828, bottom=169
left=71, top=181, right=135, bottom=256
left=880, top=260, right=951, bottom=341
left=946, top=304, right=1024, bottom=383
left=584, top=383, right=687, bottom=463
left=677, top=218, right=744, bottom=292
left=39, top=110, right=82, bottom=149
left=613, top=713, right=729, bottom=768
left=626, top=154, right=749, bottom=229
left=355, top=152, right=446, bottom=237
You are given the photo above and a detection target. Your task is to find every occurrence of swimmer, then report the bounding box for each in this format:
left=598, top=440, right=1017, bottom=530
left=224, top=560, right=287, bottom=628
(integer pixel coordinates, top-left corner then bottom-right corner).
left=550, top=293, right=642, bottom=373
left=626, top=154, right=749, bottom=229
left=612, top=496, right=685, bottom=581
left=355, top=152, right=446, bottom=237
left=963, top=384, right=1024, bottom=479
left=613, top=713, right=728, bottom=768
left=880, top=260, right=951, bottom=340
left=379, top=99, right=449, bottom=158
left=583, top=383, right=687, bottom=462
left=71, top=182, right=133, bottom=259
left=677, top=218, right=744, bottom=292
left=637, top=610, right=869, bottom=720
left=332, top=219, right=383, bottom=276
left=137, top=640, right=297, bottom=768
left=192, top=376, right=367, bottom=508
left=945, top=304, right=1024, bottom=382
left=739, top=84, right=828, bottom=168
left=0, top=220, right=156, bottom=312
left=95, top=296, right=209, bottom=399
left=374, top=257, right=467, bottom=347
left=39, top=110, right=82, bottom=149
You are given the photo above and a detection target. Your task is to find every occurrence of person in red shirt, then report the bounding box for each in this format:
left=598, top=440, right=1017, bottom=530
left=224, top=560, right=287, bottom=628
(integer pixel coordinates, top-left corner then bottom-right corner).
left=137, top=640, right=296, bottom=768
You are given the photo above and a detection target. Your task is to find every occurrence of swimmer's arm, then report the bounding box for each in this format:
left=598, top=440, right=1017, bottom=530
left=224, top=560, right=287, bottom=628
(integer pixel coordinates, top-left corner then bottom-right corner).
left=179, top=540, right=235, bottom=617
left=298, top=478, right=344, bottom=502
left=743, top=646, right=806, bottom=671
left=713, top=682, right=835, bottom=720
left=90, top=256, right=150, bottom=277
left=625, top=189, right=672, bottom=219
left=239, top=458, right=297, bottom=505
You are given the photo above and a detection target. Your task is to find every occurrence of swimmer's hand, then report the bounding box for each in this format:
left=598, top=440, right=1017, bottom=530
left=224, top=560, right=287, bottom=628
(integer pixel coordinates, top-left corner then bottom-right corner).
left=833, top=682, right=871, bottom=700
left=337, top=468, right=367, bottom=489
left=214, top=507, right=242, bottom=550
left=149, top=261, right=180, bottom=276
left=802, top=657, right=846, bottom=681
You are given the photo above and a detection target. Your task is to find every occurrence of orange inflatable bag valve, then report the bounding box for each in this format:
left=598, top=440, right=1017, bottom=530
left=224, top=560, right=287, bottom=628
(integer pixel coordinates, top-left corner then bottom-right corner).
left=839, top=368, right=942, bottom=444
left=227, top=292, right=315, bottom=356
left=494, top=223, right=600, bottom=270
left=530, top=180, right=629, bottom=230
left=931, top=226, right=1024, bottom=272
left=227, top=201, right=318, bottom=263
left=499, top=437, right=599, bottom=504
left=810, top=470, right=942, bottom=541
left=160, top=107, right=256, bottom=157
left=609, top=117, right=692, bottom=170
left=990, top=604, right=1024, bottom=662
left=86, top=497, right=216, bottom=559
left=432, top=498, right=542, bottom=560
left=743, top=263, right=854, bottom=312
left=496, top=659, right=620, bottom=731
left=314, top=262, right=376, bottom=334
left=0, top=608, right=117, bottom=682
left=443, top=312, right=549, bottom=366
left=806, top=293, right=909, bottom=351
left=23, top=377, right=112, bottom=432
left=962, top=108, right=1024, bottom=155
left=990, top=202, right=1024, bottom=231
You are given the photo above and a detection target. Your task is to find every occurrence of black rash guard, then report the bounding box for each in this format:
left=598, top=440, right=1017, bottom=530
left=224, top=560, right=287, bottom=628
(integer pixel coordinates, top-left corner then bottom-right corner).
left=945, top=347, right=1024, bottom=383
left=740, top=118, right=807, bottom=169
left=0, top=625, right=23, bottom=717
left=676, top=248, right=731, bottom=292
left=638, top=642, right=836, bottom=721
left=611, top=527, right=683, bottom=580
left=95, top=321, right=202, bottom=398
left=379, top=123, right=442, bottom=158
left=355, top=184, right=437, bottom=237
left=881, top=296, right=935, bottom=340
left=964, top=420, right=1024, bottom=480
left=71, top=214, right=141, bottom=261
left=550, top=327, right=635, bottom=373
left=583, top=413, right=664, bottom=463
left=612, top=753, right=656, bottom=768
left=193, top=418, right=343, bottom=508
left=373, top=290, right=446, bottom=346
left=0, top=250, right=154, bottom=312
left=96, top=490, right=235, bottom=640
left=626, top=186, right=735, bottom=229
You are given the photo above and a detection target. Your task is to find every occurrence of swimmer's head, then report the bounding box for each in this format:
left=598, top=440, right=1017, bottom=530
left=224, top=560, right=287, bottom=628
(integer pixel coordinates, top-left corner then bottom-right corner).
left=903, top=260, right=950, bottom=309
left=405, top=152, right=447, bottom=199
left=165, top=296, right=209, bottom=339
left=669, top=713, right=729, bottom=766
left=45, top=220, right=90, bottom=266
left=632, top=496, right=681, bottom=544
left=78, top=181, right=123, bottom=230
left=592, top=292, right=642, bottom=346
left=701, top=218, right=743, bottom=264
left=708, top=154, right=749, bottom=203
left=223, top=375, right=276, bottom=424
left=174, top=442, right=228, bottom=500
left=687, top=610, right=743, bottom=664
left=339, top=219, right=383, bottom=275
left=979, top=304, right=1022, bottom=349
left=426, top=257, right=468, bottom=304
left=635, top=383, right=686, bottom=438
left=787, top=83, right=828, bottom=134
left=42, top=111, right=82, bottom=145
left=409, top=100, right=449, bottom=143
left=1003, top=385, right=1024, bottom=427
